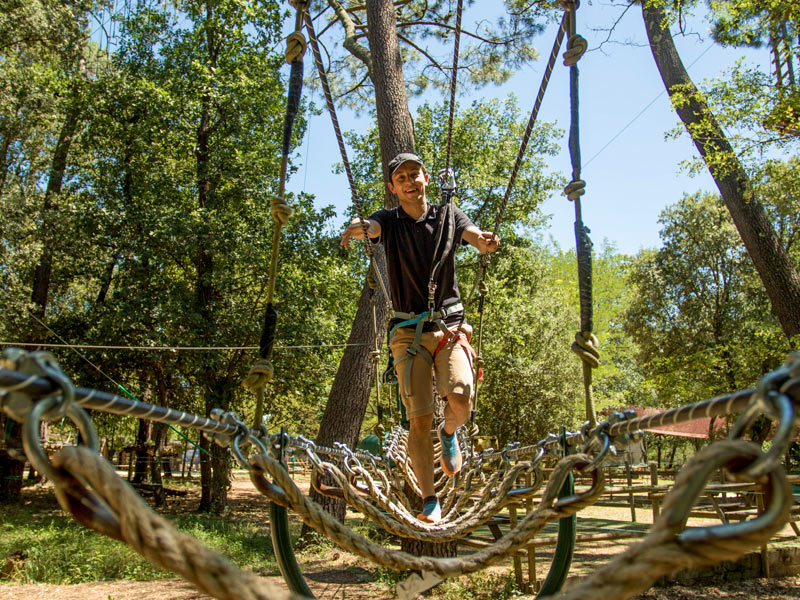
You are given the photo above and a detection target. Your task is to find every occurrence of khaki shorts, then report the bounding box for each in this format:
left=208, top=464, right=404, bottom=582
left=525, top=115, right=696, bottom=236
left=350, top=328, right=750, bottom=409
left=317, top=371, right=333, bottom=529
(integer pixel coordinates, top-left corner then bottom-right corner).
left=389, top=323, right=474, bottom=420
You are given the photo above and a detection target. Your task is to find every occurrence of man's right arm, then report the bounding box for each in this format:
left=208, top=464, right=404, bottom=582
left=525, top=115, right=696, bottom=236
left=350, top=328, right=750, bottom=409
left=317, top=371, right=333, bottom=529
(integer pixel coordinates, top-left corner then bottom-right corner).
left=340, top=217, right=381, bottom=251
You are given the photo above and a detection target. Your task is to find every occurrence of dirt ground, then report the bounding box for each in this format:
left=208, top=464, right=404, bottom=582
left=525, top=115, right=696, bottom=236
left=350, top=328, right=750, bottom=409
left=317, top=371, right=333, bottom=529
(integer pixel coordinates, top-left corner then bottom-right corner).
left=2, top=473, right=800, bottom=600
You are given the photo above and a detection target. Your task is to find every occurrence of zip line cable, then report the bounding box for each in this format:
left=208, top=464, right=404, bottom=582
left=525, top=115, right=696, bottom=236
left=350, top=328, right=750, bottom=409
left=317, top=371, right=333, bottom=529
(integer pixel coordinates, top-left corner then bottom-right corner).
left=0, top=342, right=368, bottom=351
left=583, top=40, right=716, bottom=169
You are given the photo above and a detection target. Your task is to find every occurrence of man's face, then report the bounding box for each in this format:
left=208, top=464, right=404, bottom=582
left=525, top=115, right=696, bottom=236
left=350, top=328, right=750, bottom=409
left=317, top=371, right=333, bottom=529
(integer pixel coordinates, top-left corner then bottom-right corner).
left=387, top=161, right=429, bottom=204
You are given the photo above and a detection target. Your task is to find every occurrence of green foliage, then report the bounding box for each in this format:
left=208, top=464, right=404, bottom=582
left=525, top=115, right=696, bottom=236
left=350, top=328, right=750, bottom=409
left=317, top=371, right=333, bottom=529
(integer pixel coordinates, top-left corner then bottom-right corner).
left=307, top=0, right=556, bottom=110
left=476, top=240, right=584, bottom=445
left=0, top=499, right=277, bottom=584
left=624, top=191, right=791, bottom=407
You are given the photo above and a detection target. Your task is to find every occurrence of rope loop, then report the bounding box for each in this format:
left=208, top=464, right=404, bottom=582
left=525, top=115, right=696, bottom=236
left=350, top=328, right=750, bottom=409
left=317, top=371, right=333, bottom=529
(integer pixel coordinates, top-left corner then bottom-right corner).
left=664, top=440, right=791, bottom=547
left=571, top=329, right=599, bottom=368
left=242, top=358, right=274, bottom=392
left=727, top=352, right=800, bottom=479
left=285, top=31, right=306, bottom=64
left=564, top=178, right=586, bottom=201
left=270, top=195, right=293, bottom=225
left=23, top=393, right=99, bottom=484
left=563, top=34, right=587, bottom=66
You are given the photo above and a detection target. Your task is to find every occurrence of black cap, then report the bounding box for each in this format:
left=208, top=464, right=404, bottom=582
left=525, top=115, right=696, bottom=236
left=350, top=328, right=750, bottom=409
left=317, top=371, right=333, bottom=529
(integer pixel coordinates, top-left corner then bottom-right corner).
left=387, top=152, right=425, bottom=177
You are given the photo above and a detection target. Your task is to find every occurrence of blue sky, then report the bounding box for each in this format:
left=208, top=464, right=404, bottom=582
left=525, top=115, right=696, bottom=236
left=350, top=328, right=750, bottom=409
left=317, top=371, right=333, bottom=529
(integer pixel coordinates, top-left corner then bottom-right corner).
left=285, top=2, right=773, bottom=256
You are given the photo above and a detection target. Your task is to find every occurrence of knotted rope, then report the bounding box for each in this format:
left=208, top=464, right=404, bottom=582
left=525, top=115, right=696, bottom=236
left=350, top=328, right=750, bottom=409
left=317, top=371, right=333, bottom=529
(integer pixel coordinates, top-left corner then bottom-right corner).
left=49, top=446, right=306, bottom=600
left=243, top=1, right=308, bottom=424
left=554, top=440, right=792, bottom=600
left=561, top=0, right=598, bottom=427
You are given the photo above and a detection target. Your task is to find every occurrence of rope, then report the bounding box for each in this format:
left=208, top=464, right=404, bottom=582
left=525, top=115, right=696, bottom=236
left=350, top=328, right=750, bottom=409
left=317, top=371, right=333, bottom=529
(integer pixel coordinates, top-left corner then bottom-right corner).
left=303, top=11, right=392, bottom=312
left=0, top=341, right=368, bottom=351
left=49, top=446, right=306, bottom=600
left=554, top=440, right=792, bottom=600
left=251, top=451, right=603, bottom=577
left=443, top=0, right=464, bottom=173
left=460, top=9, right=570, bottom=317
left=245, top=1, right=309, bottom=415
left=560, top=0, right=598, bottom=427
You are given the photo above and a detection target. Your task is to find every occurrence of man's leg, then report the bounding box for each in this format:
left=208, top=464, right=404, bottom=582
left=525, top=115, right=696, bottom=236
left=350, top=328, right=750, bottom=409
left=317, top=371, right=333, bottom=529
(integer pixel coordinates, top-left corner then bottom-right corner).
left=436, top=326, right=475, bottom=476
left=407, top=412, right=435, bottom=498
left=442, top=392, right=471, bottom=435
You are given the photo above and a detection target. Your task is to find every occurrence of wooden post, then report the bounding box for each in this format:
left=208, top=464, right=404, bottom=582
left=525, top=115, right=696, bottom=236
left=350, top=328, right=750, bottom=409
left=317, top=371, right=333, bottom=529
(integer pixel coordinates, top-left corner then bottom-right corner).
left=757, top=492, right=770, bottom=577
left=649, top=461, right=659, bottom=519
left=509, top=502, right=523, bottom=590
left=127, top=450, right=134, bottom=481
left=525, top=471, right=537, bottom=591
left=180, top=438, right=189, bottom=480
left=626, top=462, right=636, bottom=522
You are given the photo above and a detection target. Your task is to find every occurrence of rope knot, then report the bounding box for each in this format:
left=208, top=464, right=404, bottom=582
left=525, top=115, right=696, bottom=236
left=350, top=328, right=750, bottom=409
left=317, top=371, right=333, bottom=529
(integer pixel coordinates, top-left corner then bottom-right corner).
left=242, top=359, right=274, bottom=393
left=571, top=330, right=599, bottom=368
left=563, top=34, right=587, bottom=66
left=270, top=196, right=292, bottom=225
left=285, top=32, right=306, bottom=64
left=564, top=179, right=585, bottom=201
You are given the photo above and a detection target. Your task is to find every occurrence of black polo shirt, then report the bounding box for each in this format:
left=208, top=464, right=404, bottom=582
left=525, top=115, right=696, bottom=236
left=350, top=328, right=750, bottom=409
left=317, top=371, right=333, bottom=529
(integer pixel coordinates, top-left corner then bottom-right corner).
left=369, top=203, right=475, bottom=328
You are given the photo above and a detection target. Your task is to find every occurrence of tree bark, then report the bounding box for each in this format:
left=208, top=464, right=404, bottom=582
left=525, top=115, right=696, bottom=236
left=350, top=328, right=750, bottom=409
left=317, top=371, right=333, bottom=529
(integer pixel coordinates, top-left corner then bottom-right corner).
left=132, top=374, right=153, bottom=485
left=643, top=1, right=800, bottom=338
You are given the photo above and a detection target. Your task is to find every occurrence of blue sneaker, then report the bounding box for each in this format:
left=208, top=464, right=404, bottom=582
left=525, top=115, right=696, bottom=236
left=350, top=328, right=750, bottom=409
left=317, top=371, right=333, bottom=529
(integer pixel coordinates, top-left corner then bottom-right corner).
left=417, top=497, right=442, bottom=523
left=438, top=422, right=462, bottom=476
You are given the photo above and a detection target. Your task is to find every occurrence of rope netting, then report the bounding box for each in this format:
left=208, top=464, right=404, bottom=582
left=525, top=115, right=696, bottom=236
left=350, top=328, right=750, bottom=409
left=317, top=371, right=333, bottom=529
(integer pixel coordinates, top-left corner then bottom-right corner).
left=1, top=348, right=799, bottom=600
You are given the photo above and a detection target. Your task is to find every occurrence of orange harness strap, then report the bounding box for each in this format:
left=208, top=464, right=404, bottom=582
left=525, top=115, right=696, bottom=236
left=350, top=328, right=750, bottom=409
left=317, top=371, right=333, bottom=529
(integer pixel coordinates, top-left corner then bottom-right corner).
left=433, top=329, right=484, bottom=382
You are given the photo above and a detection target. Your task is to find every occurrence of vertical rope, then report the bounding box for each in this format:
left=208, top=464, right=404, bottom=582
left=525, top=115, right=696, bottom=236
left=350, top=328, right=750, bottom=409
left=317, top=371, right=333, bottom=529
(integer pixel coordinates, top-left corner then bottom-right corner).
left=561, top=0, right=598, bottom=427
left=243, top=2, right=309, bottom=416
left=304, top=11, right=392, bottom=314
left=443, top=0, right=464, bottom=174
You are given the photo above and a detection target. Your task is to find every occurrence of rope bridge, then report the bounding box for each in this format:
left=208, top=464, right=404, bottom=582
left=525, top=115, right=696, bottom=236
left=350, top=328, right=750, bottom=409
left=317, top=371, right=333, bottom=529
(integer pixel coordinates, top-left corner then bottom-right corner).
left=1, top=348, right=798, bottom=600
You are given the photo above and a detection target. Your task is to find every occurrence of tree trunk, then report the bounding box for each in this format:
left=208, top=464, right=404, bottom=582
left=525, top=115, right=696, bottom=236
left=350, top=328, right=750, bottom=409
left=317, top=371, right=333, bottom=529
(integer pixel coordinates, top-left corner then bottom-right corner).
left=302, top=0, right=458, bottom=556
left=0, top=418, right=24, bottom=503
left=30, top=97, right=81, bottom=329
left=150, top=422, right=167, bottom=508
left=200, top=376, right=234, bottom=515
left=643, top=1, right=800, bottom=338
left=199, top=432, right=213, bottom=511
left=303, top=0, right=414, bottom=533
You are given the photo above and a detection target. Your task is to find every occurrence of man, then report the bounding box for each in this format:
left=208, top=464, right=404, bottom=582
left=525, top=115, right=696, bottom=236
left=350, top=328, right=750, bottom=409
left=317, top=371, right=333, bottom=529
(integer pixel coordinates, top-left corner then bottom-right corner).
left=341, top=152, right=500, bottom=523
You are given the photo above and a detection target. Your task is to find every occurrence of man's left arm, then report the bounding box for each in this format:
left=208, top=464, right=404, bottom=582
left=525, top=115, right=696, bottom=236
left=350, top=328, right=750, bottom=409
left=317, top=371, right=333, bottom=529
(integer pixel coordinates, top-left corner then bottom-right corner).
left=462, top=226, right=500, bottom=254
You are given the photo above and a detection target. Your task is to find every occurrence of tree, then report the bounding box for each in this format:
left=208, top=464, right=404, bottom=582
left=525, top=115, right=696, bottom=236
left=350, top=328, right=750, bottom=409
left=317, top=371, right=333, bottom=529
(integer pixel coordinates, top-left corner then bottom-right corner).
left=706, top=0, right=799, bottom=137
left=306, top=0, right=561, bottom=526
left=0, top=0, right=103, bottom=504
left=642, top=0, right=800, bottom=340
left=624, top=192, right=781, bottom=406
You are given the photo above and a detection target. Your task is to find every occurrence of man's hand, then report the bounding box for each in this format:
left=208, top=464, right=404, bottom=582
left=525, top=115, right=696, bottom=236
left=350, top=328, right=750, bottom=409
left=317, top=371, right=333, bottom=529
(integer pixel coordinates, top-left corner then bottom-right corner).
left=340, top=218, right=379, bottom=251
left=476, top=231, right=500, bottom=254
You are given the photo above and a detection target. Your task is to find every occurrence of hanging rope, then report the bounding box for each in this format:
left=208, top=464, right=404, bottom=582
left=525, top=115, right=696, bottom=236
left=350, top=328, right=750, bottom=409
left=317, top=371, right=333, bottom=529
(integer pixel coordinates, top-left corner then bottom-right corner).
left=443, top=0, right=464, bottom=175
left=461, top=9, right=570, bottom=316
left=303, top=11, right=392, bottom=314
left=560, top=0, right=597, bottom=427
left=243, top=1, right=309, bottom=425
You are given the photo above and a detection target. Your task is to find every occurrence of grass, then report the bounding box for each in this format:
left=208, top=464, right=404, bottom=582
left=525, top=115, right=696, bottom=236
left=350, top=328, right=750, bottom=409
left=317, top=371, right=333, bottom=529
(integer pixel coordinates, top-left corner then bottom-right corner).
left=0, top=492, right=280, bottom=585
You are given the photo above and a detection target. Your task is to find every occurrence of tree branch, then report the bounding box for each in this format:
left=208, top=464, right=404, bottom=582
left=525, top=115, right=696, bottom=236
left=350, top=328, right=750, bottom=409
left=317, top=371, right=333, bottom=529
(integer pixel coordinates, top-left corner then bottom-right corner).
left=395, top=20, right=518, bottom=46
left=397, top=33, right=446, bottom=75
left=327, top=0, right=372, bottom=74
